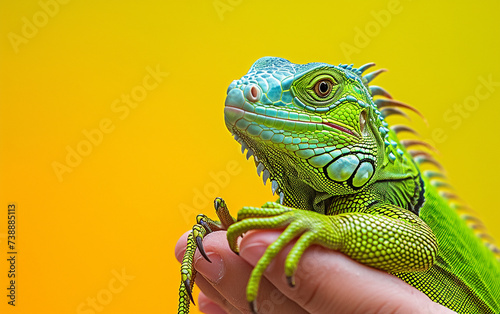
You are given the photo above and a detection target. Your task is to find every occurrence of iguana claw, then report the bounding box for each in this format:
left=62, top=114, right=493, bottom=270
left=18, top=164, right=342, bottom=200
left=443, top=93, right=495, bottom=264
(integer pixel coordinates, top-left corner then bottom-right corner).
left=183, top=279, right=195, bottom=305
left=286, top=275, right=295, bottom=287
left=195, top=236, right=211, bottom=263
left=199, top=219, right=212, bottom=233
left=214, top=197, right=223, bottom=210
left=250, top=300, right=258, bottom=314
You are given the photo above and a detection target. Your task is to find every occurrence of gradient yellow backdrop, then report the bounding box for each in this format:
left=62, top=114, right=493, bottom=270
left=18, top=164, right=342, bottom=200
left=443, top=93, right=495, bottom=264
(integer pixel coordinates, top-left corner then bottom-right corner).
left=1, top=1, right=499, bottom=313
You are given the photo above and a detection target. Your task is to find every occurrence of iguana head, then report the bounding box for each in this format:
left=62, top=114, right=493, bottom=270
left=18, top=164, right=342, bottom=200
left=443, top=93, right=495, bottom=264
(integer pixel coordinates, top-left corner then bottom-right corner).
left=224, top=57, right=395, bottom=211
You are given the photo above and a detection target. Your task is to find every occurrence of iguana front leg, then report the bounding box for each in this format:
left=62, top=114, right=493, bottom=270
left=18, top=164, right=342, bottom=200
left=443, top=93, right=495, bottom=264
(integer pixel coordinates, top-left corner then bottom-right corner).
left=226, top=202, right=438, bottom=313
left=178, top=198, right=235, bottom=314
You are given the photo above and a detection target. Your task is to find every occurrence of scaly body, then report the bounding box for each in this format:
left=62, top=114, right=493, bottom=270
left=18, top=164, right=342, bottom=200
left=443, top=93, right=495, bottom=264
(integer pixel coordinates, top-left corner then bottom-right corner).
left=178, top=57, right=500, bottom=313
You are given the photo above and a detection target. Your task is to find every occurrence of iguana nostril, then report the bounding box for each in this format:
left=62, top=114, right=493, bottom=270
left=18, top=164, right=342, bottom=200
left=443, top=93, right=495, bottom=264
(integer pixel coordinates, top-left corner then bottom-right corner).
left=251, top=86, right=258, bottom=98
left=244, top=84, right=261, bottom=103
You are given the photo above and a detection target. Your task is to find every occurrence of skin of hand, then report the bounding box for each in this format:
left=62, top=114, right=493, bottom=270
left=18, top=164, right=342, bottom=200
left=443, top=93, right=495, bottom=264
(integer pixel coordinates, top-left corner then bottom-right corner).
left=175, top=230, right=455, bottom=314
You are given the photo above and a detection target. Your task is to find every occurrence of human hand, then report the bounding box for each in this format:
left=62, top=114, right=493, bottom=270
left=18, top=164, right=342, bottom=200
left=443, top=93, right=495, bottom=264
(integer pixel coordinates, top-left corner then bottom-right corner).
left=175, top=230, right=454, bottom=313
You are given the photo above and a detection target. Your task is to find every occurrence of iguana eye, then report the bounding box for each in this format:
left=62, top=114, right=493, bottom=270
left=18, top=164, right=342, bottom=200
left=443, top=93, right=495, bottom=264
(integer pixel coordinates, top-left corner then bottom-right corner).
left=314, top=79, right=333, bottom=98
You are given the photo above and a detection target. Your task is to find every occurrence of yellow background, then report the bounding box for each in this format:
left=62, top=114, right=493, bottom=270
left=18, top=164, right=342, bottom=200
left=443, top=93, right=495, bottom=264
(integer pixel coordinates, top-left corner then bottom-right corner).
left=1, top=1, right=499, bottom=313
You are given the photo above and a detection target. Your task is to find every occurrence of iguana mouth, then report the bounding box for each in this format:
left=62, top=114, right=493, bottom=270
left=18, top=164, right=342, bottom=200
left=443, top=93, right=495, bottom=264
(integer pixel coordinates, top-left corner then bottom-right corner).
left=323, top=122, right=357, bottom=137
left=225, top=106, right=359, bottom=138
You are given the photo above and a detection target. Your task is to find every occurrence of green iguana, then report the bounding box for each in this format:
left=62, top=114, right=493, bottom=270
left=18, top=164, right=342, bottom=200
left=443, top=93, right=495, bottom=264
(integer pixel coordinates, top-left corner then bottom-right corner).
left=178, top=57, right=500, bottom=313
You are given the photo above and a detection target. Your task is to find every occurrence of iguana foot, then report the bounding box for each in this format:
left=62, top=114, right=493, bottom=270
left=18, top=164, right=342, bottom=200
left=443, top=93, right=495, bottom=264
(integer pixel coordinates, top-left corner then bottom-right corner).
left=226, top=202, right=341, bottom=313
left=178, top=197, right=235, bottom=314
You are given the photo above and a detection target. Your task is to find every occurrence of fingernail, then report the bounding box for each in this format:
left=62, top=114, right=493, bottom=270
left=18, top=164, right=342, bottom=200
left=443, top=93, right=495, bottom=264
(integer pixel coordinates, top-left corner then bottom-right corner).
left=239, top=242, right=267, bottom=266
left=195, top=253, right=225, bottom=284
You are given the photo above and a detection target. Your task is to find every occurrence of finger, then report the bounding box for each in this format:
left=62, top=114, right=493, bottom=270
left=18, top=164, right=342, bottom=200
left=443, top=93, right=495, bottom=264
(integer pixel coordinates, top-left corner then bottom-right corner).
left=175, top=230, right=308, bottom=313
left=176, top=231, right=238, bottom=313
left=239, top=231, right=454, bottom=314
left=198, top=291, right=228, bottom=314
left=175, top=230, right=192, bottom=263
left=176, top=230, right=253, bottom=312
left=196, top=276, right=238, bottom=314
left=193, top=231, right=308, bottom=314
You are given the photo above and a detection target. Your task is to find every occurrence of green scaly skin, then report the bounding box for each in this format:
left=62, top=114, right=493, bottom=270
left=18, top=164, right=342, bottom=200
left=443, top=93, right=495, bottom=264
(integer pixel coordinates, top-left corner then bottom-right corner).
left=178, top=57, right=500, bottom=313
